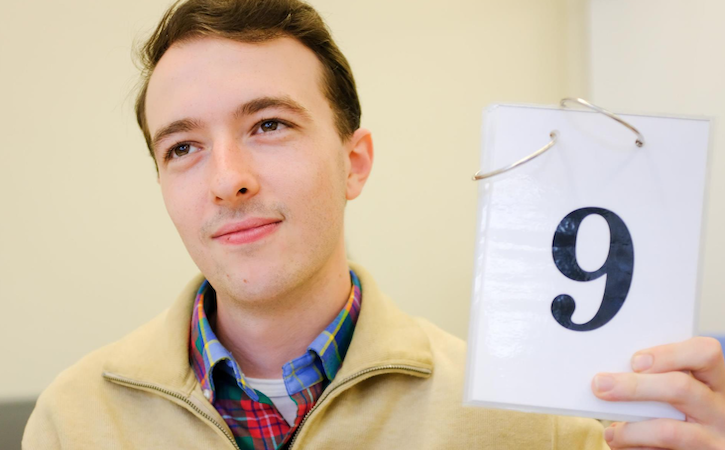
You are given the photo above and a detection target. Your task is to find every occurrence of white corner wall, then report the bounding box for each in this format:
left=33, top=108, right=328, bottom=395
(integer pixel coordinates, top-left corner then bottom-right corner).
left=589, top=0, right=725, bottom=335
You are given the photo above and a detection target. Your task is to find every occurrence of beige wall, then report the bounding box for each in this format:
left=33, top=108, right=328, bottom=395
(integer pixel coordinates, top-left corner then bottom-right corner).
left=0, top=0, right=586, bottom=399
left=588, top=0, right=725, bottom=335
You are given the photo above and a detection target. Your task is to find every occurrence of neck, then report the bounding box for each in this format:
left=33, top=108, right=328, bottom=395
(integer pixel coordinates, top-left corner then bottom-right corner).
left=212, top=250, right=351, bottom=379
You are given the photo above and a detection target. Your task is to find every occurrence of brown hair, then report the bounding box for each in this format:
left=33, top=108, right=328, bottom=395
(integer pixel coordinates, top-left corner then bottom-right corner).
left=135, top=0, right=361, bottom=166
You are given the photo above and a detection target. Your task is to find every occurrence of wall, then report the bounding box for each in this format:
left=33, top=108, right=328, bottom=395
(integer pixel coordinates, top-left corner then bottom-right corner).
left=588, top=0, right=725, bottom=335
left=0, top=0, right=587, bottom=400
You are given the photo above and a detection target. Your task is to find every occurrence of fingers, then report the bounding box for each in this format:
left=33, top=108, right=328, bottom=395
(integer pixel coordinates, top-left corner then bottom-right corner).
left=592, top=371, right=725, bottom=426
left=632, top=337, right=725, bottom=393
left=605, top=422, right=662, bottom=449
left=599, top=338, right=725, bottom=449
left=603, top=419, right=725, bottom=449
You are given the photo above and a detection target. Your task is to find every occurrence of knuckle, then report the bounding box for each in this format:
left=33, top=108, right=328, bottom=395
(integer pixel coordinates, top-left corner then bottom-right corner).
left=658, top=421, right=683, bottom=446
left=667, top=372, right=693, bottom=404
left=629, top=374, right=641, bottom=399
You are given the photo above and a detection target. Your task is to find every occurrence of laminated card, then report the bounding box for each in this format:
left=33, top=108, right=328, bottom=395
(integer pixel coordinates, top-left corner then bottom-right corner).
left=464, top=103, right=711, bottom=422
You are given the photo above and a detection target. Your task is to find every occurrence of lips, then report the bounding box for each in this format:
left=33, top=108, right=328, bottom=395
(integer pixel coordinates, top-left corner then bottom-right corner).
left=212, top=218, right=282, bottom=245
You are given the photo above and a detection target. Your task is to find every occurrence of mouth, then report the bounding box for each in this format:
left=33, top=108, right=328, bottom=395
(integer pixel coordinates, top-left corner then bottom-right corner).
left=212, top=218, right=282, bottom=245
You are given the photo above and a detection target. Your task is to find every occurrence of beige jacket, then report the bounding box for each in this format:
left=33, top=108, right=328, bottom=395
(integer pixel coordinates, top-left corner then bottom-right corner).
left=23, top=263, right=608, bottom=449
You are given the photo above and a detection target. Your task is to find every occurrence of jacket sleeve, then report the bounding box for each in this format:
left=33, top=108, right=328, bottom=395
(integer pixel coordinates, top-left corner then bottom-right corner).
left=553, top=415, right=610, bottom=449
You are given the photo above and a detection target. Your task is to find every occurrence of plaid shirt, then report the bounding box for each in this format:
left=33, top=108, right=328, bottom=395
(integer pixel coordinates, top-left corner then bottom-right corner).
left=189, top=270, right=362, bottom=450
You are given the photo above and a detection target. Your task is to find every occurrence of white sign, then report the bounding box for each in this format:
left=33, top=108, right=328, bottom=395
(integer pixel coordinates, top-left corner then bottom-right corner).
left=464, top=103, right=711, bottom=422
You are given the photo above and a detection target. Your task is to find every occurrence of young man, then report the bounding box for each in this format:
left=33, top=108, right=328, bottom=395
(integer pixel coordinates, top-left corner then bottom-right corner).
left=23, top=0, right=725, bottom=449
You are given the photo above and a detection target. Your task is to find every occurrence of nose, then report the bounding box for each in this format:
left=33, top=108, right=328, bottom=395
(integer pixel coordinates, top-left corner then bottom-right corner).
left=209, top=140, right=260, bottom=206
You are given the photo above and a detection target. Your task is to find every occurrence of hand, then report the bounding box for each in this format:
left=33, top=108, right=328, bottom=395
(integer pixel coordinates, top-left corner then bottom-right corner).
left=592, top=337, right=725, bottom=449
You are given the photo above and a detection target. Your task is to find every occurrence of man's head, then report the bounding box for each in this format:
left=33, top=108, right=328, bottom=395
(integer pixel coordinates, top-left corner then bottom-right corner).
left=136, top=0, right=361, bottom=166
left=138, top=0, right=373, bottom=305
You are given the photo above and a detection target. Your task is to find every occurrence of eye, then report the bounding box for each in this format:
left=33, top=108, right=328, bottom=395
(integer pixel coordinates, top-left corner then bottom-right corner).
left=164, top=142, right=200, bottom=162
left=260, top=120, right=279, bottom=132
left=255, top=119, right=289, bottom=135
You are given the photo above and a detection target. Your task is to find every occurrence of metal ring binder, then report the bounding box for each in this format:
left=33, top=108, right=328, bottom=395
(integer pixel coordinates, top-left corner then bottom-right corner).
left=472, top=98, right=646, bottom=181
left=560, top=98, right=645, bottom=147
left=472, top=132, right=558, bottom=181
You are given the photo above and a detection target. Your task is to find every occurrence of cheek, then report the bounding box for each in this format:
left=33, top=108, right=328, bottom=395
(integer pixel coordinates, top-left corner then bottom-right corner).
left=302, top=149, right=345, bottom=197
left=268, top=138, right=345, bottom=198
left=269, top=149, right=345, bottom=227
left=302, top=152, right=347, bottom=223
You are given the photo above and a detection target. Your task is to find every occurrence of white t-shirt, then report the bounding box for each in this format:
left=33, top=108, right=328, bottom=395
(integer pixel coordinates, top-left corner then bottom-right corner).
left=245, top=377, right=298, bottom=426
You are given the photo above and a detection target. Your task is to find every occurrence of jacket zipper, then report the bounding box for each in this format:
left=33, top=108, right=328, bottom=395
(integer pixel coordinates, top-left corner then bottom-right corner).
left=288, top=364, right=432, bottom=450
left=102, top=372, right=241, bottom=450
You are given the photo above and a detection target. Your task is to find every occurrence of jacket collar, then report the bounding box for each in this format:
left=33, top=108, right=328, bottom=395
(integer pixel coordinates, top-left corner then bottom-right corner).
left=102, top=262, right=433, bottom=395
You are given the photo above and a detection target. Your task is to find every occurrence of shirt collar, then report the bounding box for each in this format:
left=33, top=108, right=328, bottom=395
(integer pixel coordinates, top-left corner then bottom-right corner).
left=189, top=270, right=362, bottom=403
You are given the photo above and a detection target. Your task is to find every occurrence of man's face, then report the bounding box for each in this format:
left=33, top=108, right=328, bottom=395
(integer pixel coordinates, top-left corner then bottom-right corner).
left=145, top=36, right=370, bottom=303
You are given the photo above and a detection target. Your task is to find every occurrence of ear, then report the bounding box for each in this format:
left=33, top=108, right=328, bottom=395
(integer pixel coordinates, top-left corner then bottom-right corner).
left=345, top=128, right=374, bottom=201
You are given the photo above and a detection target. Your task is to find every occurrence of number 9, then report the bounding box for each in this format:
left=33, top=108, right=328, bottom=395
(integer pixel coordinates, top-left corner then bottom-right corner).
left=551, top=207, right=635, bottom=332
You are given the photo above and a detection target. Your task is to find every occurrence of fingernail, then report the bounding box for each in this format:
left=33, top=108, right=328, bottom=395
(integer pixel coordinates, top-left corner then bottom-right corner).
left=594, top=374, right=615, bottom=393
left=632, top=354, right=653, bottom=372
left=604, top=426, right=614, bottom=443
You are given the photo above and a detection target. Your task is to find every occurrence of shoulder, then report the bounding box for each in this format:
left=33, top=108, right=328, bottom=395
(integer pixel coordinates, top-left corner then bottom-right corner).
left=23, top=274, right=206, bottom=448
left=23, top=310, right=170, bottom=448
left=413, top=316, right=466, bottom=359
left=409, top=316, right=468, bottom=387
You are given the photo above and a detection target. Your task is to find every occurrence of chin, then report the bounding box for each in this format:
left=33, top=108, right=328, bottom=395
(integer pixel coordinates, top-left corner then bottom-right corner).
left=206, top=259, right=300, bottom=304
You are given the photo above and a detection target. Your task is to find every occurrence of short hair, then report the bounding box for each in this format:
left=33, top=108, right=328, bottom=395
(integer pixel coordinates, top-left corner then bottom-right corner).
left=135, top=0, right=361, bottom=166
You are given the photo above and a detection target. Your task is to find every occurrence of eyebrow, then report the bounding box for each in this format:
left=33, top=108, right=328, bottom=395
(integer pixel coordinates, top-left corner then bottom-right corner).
left=233, top=96, right=312, bottom=121
left=151, top=118, right=203, bottom=156
left=151, top=96, right=313, bottom=156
